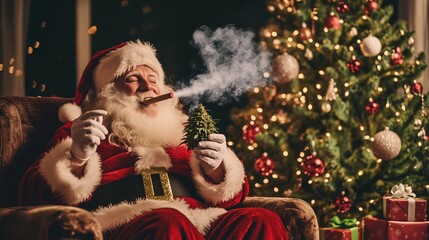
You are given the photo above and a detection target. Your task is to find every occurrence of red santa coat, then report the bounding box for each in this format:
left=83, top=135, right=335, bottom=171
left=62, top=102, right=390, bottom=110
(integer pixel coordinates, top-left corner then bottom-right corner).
left=19, top=122, right=249, bottom=234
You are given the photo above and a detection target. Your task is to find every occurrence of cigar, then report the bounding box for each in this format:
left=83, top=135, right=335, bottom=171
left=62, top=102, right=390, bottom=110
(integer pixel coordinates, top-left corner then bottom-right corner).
left=140, top=92, right=174, bottom=105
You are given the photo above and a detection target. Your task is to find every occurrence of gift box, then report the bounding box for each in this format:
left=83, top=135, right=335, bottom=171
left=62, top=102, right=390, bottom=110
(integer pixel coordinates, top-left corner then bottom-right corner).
left=363, top=216, right=429, bottom=240
left=383, top=196, right=427, bottom=221
left=320, top=227, right=361, bottom=240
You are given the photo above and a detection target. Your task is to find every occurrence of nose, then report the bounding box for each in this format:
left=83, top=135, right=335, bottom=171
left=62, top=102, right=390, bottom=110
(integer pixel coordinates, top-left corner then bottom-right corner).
left=137, top=77, right=153, bottom=92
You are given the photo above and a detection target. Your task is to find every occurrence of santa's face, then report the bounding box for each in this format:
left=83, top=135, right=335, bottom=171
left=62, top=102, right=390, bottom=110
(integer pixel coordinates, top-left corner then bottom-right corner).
left=114, top=65, right=161, bottom=116
left=96, top=67, right=186, bottom=148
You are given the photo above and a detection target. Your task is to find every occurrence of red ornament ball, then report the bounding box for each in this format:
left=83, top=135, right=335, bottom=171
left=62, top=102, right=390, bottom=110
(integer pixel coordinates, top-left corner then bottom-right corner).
left=254, top=153, right=274, bottom=177
left=242, top=122, right=261, bottom=144
left=336, top=1, right=350, bottom=14
left=411, top=81, right=423, bottom=95
left=299, top=24, right=312, bottom=41
left=301, top=154, right=325, bottom=177
left=365, top=99, right=379, bottom=114
left=324, top=15, right=341, bottom=30
left=391, top=47, right=404, bottom=66
left=334, top=193, right=352, bottom=213
left=347, top=58, right=361, bottom=73
left=364, top=0, right=379, bottom=15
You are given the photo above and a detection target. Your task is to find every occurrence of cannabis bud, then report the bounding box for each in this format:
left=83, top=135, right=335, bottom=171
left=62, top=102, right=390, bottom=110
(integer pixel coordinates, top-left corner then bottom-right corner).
left=182, top=104, right=218, bottom=150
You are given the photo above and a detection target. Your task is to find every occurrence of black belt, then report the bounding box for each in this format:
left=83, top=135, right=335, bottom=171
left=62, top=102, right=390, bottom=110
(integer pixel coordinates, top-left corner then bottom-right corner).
left=78, top=168, right=198, bottom=211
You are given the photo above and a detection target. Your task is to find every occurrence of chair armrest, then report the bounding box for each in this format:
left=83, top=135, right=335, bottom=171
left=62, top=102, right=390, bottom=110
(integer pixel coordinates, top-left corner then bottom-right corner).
left=239, top=196, right=319, bottom=240
left=0, top=205, right=102, bottom=240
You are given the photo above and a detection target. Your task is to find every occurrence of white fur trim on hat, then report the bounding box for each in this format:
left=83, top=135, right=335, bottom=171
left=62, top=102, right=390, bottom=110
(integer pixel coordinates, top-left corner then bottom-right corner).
left=93, top=40, right=165, bottom=92
left=58, top=102, right=82, bottom=122
left=190, top=148, right=246, bottom=204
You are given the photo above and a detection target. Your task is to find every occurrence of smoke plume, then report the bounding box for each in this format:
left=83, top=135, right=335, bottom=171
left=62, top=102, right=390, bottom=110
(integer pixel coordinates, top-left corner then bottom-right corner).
left=174, top=25, right=271, bottom=106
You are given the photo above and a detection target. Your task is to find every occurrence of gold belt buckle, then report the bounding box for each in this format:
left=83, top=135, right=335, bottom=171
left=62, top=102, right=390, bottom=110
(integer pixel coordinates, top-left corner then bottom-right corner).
left=141, top=167, right=173, bottom=201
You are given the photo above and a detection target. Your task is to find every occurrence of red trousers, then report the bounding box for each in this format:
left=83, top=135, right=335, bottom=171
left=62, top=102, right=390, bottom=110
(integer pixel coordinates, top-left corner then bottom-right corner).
left=106, top=207, right=288, bottom=240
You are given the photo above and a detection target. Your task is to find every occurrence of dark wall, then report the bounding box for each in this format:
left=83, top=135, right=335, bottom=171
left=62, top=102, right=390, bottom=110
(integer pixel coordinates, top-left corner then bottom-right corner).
left=26, top=0, right=76, bottom=97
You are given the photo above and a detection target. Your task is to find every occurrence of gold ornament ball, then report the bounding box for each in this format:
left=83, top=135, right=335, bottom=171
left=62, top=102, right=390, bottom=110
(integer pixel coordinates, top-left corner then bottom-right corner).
left=372, top=129, right=401, bottom=160
left=321, top=102, right=331, bottom=113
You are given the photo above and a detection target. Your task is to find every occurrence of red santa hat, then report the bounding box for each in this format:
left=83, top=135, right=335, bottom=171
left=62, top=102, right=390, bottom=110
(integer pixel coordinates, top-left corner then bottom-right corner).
left=59, top=40, right=165, bottom=122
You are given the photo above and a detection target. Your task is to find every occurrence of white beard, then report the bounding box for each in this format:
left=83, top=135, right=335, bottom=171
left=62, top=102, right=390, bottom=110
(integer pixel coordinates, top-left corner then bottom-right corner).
left=97, top=83, right=187, bottom=149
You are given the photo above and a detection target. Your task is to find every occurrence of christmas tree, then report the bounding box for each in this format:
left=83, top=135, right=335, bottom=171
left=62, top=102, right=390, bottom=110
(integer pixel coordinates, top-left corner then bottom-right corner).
left=183, top=104, right=219, bottom=150
left=228, top=0, right=428, bottom=226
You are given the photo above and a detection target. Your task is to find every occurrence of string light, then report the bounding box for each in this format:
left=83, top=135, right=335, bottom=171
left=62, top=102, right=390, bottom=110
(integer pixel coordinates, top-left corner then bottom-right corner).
left=87, top=26, right=97, bottom=35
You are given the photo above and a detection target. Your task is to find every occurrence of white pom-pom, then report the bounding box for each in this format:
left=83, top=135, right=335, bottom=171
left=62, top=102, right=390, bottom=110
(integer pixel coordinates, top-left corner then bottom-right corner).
left=58, top=103, right=82, bottom=122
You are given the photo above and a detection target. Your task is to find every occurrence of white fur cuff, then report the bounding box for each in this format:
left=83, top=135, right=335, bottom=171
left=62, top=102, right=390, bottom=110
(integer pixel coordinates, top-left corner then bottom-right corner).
left=58, top=102, right=82, bottom=122
left=190, top=148, right=245, bottom=205
left=39, top=137, right=102, bottom=204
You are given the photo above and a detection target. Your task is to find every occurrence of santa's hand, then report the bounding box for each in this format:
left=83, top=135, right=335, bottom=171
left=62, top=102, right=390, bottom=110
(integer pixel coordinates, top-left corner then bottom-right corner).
left=194, top=134, right=227, bottom=173
left=70, top=110, right=108, bottom=163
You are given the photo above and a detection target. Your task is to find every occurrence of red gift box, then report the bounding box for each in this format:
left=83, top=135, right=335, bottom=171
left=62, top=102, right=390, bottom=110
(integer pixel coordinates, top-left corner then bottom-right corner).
left=383, top=196, right=427, bottom=221
left=320, top=227, right=361, bottom=240
left=363, top=216, right=429, bottom=240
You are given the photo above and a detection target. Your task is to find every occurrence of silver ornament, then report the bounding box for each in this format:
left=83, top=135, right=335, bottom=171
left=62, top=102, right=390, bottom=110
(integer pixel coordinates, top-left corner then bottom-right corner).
left=272, top=53, right=299, bottom=83
left=372, top=128, right=401, bottom=160
left=360, top=35, right=382, bottom=57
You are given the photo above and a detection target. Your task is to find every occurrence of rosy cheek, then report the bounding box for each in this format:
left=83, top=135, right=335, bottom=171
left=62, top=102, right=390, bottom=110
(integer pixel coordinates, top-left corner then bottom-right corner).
left=116, top=83, right=138, bottom=96
left=124, top=85, right=139, bottom=96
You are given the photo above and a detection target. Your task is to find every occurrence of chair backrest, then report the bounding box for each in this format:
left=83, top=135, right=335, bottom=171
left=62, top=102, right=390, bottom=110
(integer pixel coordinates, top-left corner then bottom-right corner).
left=0, top=96, right=73, bottom=207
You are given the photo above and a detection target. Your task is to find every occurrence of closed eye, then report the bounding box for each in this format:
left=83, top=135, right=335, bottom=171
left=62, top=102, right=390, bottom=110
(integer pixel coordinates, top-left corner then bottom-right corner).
left=125, top=75, right=139, bottom=83
left=148, top=75, right=158, bottom=83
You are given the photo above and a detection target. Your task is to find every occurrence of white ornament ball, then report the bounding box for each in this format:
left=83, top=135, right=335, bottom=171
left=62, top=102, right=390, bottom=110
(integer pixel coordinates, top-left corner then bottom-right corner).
left=272, top=53, right=300, bottom=83
left=360, top=35, right=382, bottom=57
left=372, top=129, right=401, bottom=160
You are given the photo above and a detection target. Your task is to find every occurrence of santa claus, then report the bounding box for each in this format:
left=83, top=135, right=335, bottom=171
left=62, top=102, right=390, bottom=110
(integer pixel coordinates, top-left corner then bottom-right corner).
left=19, top=40, right=288, bottom=239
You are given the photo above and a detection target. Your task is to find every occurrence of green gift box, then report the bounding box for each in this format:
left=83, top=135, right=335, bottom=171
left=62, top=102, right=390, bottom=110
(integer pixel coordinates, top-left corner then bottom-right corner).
left=320, top=216, right=361, bottom=240
left=320, top=227, right=361, bottom=240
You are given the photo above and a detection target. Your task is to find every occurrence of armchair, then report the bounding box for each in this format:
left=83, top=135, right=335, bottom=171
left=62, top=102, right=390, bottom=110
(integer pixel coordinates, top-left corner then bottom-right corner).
left=0, top=96, right=319, bottom=239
